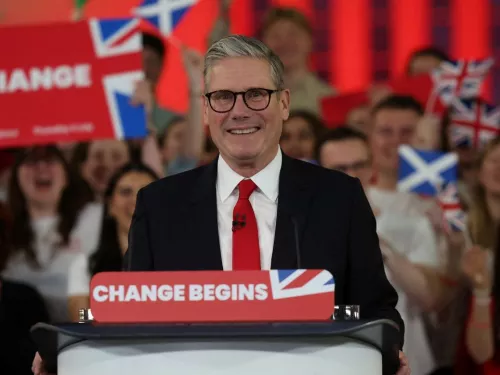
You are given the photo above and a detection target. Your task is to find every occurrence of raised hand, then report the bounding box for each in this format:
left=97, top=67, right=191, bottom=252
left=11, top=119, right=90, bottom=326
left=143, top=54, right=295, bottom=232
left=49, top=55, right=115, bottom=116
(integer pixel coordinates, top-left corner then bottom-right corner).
left=130, top=79, right=155, bottom=114
left=462, top=245, right=492, bottom=290
left=181, top=47, right=204, bottom=90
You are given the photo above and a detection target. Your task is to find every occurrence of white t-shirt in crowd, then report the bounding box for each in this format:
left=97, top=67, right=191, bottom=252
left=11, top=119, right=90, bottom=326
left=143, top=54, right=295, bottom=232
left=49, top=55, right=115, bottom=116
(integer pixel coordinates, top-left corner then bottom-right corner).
left=368, top=187, right=428, bottom=216
left=67, top=253, right=91, bottom=297
left=370, top=189, right=439, bottom=375
left=2, top=203, right=103, bottom=322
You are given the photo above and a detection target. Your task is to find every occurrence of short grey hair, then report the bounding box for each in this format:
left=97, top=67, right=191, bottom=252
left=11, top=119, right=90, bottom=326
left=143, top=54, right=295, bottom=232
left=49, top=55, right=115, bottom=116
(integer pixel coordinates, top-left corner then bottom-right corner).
left=204, top=35, right=285, bottom=92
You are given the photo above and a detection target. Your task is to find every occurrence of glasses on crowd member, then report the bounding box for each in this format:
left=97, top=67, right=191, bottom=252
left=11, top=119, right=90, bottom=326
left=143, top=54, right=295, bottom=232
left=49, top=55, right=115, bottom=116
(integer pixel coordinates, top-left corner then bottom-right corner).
left=331, top=160, right=370, bottom=173
left=205, top=88, right=281, bottom=113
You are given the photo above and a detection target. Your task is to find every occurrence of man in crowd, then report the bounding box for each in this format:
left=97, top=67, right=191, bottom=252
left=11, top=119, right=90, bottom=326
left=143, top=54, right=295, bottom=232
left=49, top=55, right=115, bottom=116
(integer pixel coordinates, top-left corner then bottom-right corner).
left=368, top=95, right=429, bottom=214
left=317, top=127, right=443, bottom=375
left=260, top=7, right=335, bottom=116
left=407, top=47, right=449, bottom=76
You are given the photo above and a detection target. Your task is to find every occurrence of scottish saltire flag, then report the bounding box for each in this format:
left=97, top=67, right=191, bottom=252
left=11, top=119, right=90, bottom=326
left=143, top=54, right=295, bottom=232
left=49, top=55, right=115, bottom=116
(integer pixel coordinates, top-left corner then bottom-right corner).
left=134, top=0, right=197, bottom=35
left=269, top=270, right=334, bottom=300
left=432, top=58, right=494, bottom=106
left=450, top=98, right=500, bottom=149
left=398, top=146, right=458, bottom=196
left=438, top=182, right=467, bottom=232
left=89, top=18, right=147, bottom=139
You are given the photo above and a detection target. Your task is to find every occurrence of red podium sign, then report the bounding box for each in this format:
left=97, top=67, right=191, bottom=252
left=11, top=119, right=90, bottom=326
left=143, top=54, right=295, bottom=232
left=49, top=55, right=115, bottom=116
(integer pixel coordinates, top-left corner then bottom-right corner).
left=90, top=270, right=335, bottom=323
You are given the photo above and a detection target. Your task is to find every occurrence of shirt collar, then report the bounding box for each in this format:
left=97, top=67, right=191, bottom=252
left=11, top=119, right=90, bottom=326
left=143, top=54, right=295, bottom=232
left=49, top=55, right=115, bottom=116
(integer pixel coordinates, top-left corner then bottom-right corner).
left=217, top=148, right=282, bottom=203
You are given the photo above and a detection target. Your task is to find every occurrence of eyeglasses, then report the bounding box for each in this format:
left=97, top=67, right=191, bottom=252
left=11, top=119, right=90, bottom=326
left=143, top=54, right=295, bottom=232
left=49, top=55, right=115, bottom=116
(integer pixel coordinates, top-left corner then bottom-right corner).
left=205, top=88, right=281, bottom=113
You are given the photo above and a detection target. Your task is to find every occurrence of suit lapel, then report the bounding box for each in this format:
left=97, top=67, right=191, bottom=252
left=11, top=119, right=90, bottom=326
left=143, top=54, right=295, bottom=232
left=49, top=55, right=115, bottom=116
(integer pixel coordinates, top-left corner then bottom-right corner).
left=189, top=157, right=223, bottom=270
left=271, top=155, right=314, bottom=269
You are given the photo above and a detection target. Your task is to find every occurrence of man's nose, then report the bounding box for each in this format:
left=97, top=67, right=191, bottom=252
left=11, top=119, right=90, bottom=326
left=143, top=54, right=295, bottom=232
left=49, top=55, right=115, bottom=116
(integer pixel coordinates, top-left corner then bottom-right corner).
left=231, top=94, right=251, bottom=119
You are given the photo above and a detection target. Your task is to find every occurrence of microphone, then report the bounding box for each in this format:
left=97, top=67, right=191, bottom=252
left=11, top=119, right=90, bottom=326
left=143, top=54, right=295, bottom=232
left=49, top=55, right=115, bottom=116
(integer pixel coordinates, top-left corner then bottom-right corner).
left=232, top=213, right=246, bottom=232
left=291, top=216, right=302, bottom=269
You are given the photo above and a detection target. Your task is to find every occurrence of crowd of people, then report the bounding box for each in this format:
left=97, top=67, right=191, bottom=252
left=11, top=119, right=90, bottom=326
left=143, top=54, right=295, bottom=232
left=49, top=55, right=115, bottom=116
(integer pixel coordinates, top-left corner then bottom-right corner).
left=0, top=4, right=499, bottom=375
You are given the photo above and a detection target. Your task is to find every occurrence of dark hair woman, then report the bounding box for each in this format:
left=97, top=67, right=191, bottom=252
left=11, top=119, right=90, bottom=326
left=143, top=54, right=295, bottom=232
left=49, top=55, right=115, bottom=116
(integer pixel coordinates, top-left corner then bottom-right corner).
left=3, top=146, right=102, bottom=322
left=67, top=163, right=158, bottom=321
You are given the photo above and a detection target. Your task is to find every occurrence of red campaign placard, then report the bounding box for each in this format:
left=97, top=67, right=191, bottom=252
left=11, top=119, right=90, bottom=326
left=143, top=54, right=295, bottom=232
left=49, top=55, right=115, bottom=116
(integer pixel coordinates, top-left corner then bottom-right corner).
left=0, top=19, right=146, bottom=148
left=90, top=270, right=335, bottom=323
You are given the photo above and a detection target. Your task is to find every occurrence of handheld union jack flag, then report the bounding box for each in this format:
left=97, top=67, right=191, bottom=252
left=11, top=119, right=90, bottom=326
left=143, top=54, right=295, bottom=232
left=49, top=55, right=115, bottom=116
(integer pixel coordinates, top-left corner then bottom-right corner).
left=88, top=18, right=142, bottom=58
left=398, top=145, right=458, bottom=196
left=450, top=98, right=500, bottom=149
left=432, top=58, right=494, bottom=106
left=269, top=270, right=334, bottom=300
left=134, top=0, right=197, bottom=35
left=437, top=182, right=467, bottom=232
left=88, top=18, right=147, bottom=139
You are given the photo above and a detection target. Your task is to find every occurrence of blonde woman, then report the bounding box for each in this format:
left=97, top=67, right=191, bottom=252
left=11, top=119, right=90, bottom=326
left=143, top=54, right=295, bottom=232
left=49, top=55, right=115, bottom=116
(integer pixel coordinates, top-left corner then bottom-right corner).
left=456, top=136, right=500, bottom=374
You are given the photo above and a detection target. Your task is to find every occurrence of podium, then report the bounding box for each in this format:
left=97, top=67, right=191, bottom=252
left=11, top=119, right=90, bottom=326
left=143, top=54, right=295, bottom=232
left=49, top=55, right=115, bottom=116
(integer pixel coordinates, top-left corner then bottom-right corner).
left=31, top=319, right=401, bottom=375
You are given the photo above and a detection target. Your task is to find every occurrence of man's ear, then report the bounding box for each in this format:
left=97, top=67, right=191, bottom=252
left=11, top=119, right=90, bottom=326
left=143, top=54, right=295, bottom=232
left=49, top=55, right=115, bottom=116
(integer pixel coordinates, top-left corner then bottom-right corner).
left=280, top=89, right=291, bottom=121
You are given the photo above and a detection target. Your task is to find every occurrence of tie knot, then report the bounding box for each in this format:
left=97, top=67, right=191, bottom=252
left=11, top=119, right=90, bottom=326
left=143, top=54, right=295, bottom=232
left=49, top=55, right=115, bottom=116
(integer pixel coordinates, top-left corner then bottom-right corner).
left=238, top=179, right=257, bottom=199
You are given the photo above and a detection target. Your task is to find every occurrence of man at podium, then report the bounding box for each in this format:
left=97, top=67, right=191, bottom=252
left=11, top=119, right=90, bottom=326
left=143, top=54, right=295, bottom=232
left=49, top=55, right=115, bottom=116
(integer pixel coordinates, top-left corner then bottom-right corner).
left=122, top=35, right=409, bottom=374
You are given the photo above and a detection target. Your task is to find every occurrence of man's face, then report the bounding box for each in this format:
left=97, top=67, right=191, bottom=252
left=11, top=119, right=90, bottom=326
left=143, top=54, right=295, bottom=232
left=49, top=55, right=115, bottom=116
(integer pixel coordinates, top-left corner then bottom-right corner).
left=409, top=55, right=442, bottom=75
left=262, top=20, right=311, bottom=72
left=280, top=116, right=316, bottom=160
left=371, top=109, right=421, bottom=173
left=142, top=46, right=163, bottom=86
left=346, top=105, right=370, bottom=134
left=204, top=57, right=290, bottom=169
left=320, top=139, right=372, bottom=188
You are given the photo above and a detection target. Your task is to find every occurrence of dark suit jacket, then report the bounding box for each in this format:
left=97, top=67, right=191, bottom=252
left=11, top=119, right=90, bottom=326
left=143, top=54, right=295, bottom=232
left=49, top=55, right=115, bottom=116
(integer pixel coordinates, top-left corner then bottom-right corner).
left=126, top=154, right=404, bottom=346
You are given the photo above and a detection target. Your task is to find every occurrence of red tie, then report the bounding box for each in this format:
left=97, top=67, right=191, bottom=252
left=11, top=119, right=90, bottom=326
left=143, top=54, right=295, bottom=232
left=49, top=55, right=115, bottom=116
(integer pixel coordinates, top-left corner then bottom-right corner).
left=232, top=179, right=261, bottom=270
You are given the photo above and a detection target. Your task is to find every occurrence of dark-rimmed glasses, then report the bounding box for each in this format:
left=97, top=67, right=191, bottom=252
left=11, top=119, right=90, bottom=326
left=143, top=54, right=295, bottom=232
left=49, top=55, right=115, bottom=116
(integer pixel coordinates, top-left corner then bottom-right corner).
left=205, top=88, right=281, bottom=113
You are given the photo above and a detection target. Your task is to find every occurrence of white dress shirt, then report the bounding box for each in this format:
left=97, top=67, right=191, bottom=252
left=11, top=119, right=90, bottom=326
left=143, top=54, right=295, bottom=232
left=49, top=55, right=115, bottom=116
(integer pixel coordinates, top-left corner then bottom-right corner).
left=216, top=149, right=282, bottom=270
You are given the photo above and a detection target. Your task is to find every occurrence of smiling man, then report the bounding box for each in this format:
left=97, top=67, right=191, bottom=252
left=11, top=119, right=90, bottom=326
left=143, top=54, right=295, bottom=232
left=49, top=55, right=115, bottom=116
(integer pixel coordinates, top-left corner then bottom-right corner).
left=125, top=35, right=407, bottom=373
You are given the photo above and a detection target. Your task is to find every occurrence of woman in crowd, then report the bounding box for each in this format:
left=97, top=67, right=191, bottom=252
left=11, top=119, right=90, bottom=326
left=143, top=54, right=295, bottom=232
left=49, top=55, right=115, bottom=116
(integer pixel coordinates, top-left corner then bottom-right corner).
left=158, top=116, right=203, bottom=176
left=70, top=140, right=132, bottom=202
left=70, top=135, right=165, bottom=202
left=442, top=136, right=500, bottom=375
left=2, top=146, right=102, bottom=322
left=280, top=110, right=326, bottom=162
left=67, top=163, right=158, bottom=320
left=464, top=136, right=500, bottom=251
left=0, top=202, right=50, bottom=375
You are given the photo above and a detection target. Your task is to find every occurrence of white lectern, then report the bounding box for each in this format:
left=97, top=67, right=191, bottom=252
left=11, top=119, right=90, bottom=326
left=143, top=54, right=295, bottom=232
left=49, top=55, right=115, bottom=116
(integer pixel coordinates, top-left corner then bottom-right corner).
left=31, top=320, right=400, bottom=375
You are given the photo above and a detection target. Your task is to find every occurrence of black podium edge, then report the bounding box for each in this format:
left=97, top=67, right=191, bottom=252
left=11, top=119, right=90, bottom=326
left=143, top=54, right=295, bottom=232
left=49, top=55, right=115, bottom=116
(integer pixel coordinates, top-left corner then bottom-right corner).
left=31, top=319, right=400, bottom=375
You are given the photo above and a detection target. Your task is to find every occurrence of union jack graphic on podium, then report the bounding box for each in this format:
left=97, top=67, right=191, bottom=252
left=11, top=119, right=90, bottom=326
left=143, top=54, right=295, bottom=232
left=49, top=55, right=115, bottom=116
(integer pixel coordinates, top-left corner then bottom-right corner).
left=450, top=98, right=500, bottom=149
left=88, top=18, right=147, bottom=140
left=398, top=146, right=458, bottom=196
left=134, top=0, right=197, bottom=35
left=438, top=182, right=467, bottom=232
left=270, top=270, right=334, bottom=300
left=432, top=58, right=494, bottom=106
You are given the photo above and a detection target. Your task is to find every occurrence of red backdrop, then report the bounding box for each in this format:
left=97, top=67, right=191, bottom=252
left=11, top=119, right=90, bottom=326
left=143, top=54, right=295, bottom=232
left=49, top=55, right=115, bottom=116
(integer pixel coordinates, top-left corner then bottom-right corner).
left=2, top=0, right=499, bottom=112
